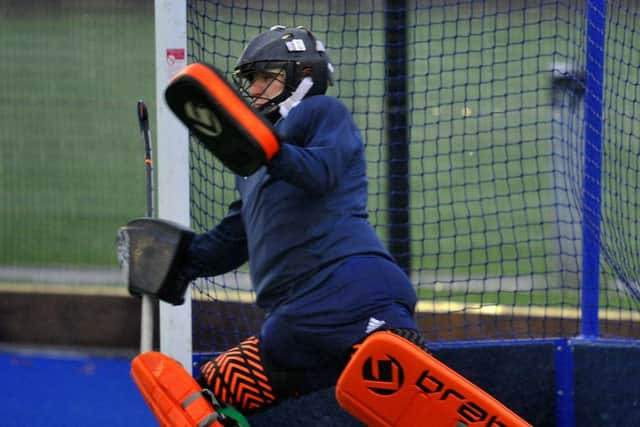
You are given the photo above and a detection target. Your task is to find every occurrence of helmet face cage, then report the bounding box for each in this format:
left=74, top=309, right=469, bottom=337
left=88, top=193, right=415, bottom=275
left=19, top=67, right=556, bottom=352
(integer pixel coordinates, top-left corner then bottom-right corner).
left=232, top=61, right=293, bottom=114
left=233, top=26, right=333, bottom=115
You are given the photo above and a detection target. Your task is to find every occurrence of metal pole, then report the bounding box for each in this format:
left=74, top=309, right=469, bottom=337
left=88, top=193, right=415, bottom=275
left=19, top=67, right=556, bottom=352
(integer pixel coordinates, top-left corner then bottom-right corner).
left=384, top=0, right=410, bottom=273
left=580, top=0, right=606, bottom=338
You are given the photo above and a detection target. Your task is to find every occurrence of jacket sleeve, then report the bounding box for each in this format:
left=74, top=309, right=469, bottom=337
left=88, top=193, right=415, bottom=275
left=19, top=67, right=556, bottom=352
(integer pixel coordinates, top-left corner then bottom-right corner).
left=180, top=199, right=248, bottom=280
left=267, top=97, right=362, bottom=195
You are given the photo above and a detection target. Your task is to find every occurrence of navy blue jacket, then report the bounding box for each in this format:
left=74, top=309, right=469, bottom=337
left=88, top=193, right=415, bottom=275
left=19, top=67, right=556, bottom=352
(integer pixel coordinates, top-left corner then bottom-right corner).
left=184, top=95, right=392, bottom=310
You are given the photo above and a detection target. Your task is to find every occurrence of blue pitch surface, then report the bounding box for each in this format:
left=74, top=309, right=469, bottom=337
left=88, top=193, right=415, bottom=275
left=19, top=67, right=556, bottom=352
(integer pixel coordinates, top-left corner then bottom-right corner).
left=0, top=349, right=360, bottom=427
left=1, top=350, right=156, bottom=427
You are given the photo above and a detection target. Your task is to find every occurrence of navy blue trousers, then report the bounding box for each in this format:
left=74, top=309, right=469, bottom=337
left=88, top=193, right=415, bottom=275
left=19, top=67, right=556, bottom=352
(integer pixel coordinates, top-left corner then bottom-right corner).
left=259, top=255, right=418, bottom=394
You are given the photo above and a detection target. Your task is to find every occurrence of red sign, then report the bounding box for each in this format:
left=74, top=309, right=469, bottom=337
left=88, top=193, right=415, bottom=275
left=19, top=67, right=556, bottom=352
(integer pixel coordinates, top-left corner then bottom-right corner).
left=166, top=48, right=185, bottom=61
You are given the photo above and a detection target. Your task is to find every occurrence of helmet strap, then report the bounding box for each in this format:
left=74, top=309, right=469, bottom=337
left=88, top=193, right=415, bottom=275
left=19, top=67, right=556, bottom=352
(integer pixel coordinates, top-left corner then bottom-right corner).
left=278, top=77, right=314, bottom=118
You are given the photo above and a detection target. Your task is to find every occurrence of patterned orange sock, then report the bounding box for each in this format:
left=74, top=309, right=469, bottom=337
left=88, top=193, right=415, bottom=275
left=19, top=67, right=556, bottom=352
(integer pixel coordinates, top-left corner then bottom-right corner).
left=199, top=336, right=277, bottom=413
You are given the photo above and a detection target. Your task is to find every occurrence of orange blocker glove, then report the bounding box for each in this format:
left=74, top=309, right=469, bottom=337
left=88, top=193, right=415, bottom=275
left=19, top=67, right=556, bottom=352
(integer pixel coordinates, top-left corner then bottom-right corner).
left=165, top=62, right=280, bottom=176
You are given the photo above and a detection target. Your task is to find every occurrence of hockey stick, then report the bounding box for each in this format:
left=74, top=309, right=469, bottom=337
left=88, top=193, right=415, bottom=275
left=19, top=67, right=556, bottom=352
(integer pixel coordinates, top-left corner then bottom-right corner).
left=137, top=100, right=155, bottom=353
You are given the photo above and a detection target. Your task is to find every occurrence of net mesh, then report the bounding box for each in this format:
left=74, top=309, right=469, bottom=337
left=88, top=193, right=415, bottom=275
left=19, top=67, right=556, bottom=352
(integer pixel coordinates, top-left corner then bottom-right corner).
left=186, top=0, right=640, bottom=351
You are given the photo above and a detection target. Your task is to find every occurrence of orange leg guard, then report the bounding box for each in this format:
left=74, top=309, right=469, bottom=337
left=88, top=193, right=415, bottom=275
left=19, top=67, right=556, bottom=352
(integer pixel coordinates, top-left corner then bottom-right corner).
left=336, top=331, right=532, bottom=427
left=131, top=351, right=224, bottom=427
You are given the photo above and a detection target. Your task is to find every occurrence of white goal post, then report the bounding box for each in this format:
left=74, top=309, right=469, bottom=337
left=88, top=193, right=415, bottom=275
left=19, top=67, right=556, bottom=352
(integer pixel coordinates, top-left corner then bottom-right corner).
left=154, top=0, right=192, bottom=369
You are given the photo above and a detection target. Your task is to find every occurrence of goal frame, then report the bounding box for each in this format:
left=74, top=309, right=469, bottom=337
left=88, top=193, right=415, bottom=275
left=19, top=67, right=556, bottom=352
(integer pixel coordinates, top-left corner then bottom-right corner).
left=154, top=0, right=192, bottom=369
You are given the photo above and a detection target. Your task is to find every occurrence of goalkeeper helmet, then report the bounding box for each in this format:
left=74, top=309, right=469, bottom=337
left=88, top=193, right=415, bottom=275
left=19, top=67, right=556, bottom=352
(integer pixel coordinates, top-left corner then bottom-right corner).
left=233, top=25, right=334, bottom=121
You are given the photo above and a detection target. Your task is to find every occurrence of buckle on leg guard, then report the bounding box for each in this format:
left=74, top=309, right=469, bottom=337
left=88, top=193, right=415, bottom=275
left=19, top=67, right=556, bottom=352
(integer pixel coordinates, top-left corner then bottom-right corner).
left=200, top=389, right=250, bottom=427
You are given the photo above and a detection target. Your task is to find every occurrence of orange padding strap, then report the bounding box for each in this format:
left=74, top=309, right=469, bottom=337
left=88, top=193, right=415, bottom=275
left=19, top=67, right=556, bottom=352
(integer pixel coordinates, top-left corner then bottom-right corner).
left=131, top=352, right=224, bottom=427
left=336, top=331, right=532, bottom=427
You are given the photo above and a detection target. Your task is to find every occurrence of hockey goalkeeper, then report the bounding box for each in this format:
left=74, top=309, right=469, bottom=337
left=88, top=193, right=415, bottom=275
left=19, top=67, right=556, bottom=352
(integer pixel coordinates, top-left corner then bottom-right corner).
left=123, top=26, right=530, bottom=427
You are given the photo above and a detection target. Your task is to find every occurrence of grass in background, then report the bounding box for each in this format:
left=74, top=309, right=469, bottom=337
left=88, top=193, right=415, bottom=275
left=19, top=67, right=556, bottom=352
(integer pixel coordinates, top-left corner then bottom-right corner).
left=0, top=4, right=155, bottom=266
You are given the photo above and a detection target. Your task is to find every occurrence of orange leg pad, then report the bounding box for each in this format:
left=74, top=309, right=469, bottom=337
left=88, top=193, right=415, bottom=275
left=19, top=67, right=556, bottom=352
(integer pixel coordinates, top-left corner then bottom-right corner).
left=336, top=331, right=532, bottom=427
left=131, top=351, right=224, bottom=427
